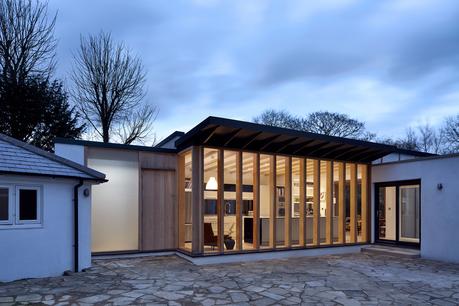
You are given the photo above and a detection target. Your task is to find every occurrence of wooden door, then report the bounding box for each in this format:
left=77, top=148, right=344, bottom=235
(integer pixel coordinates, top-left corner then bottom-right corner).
left=141, top=169, right=177, bottom=251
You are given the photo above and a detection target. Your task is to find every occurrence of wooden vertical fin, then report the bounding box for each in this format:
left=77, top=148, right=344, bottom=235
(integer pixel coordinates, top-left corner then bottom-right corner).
left=285, top=156, right=292, bottom=248
left=191, top=146, right=203, bottom=254
left=350, top=163, right=358, bottom=243
left=235, top=151, right=243, bottom=251
left=217, top=149, right=224, bottom=252
left=338, top=163, right=346, bottom=244
left=313, top=159, right=320, bottom=246
left=299, top=158, right=306, bottom=246
left=252, top=153, right=260, bottom=250
left=269, top=155, right=277, bottom=248
left=325, top=161, right=333, bottom=245
left=361, top=164, right=368, bottom=243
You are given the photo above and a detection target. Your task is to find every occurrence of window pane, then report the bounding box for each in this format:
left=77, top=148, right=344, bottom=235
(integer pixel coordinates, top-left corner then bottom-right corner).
left=19, top=189, right=38, bottom=221
left=242, top=152, right=255, bottom=250
left=0, top=188, right=8, bottom=221
left=203, top=148, right=219, bottom=253
left=223, top=150, right=237, bottom=252
left=259, top=154, right=272, bottom=249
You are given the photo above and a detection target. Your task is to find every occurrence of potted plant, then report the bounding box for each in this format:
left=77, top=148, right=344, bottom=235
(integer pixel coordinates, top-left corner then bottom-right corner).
left=224, top=224, right=235, bottom=250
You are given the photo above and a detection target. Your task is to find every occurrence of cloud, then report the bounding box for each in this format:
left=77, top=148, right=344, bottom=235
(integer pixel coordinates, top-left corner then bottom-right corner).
left=47, top=0, right=459, bottom=142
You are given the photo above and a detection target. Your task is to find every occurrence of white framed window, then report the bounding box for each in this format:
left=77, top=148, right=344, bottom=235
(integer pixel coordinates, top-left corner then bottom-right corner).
left=15, top=186, right=42, bottom=225
left=0, top=185, right=13, bottom=225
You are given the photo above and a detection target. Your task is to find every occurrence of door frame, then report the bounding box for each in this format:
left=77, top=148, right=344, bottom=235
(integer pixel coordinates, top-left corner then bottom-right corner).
left=374, top=179, right=421, bottom=248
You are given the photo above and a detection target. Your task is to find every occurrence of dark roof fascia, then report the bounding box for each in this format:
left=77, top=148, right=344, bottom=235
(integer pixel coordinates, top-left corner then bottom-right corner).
left=55, top=137, right=177, bottom=154
left=0, top=134, right=106, bottom=181
left=176, top=116, right=397, bottom=152
left=373, top=152, right=459, bottom=166
left=155, top=131, right=185, bottom=148
left=393, top=148, right=435, bottom=157
left=0, top=170, right=107, bottom=183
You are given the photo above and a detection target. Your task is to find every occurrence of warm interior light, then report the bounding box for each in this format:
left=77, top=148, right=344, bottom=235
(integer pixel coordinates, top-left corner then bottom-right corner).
left=206, top=177, right=218, bottom=190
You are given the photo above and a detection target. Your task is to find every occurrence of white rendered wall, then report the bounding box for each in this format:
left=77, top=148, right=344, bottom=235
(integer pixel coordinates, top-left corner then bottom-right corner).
left=87, top=148, right=139, bottom=252
left=55, top=143, right=85, bottom=165
left=0, top=175, right=92, bottom=282
left=372, top=156, right=459, bottom=263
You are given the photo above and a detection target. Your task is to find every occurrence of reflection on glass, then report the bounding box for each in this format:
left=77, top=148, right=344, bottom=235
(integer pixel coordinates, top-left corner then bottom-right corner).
left=357, top=165, right=363, bottom=242
left=242, top=152, right=255, bottom=250
left=180, top=151, right=193, bottom=251
left=276, top=156, right=286, bottom=247
left=333, top=162, right=340, bottom=244
left=306, top=159, right=315, bottom=246
left=399, top=185, right=420, bottom=243
left=223, top=150, right=237, bottom=252
left=345, top=164, right=351, bottom=243
left=203, top=148, right=219, bottom=253
left=259, top=154, right=272, bottom=248
left=291, top=158, right=301, bottom=247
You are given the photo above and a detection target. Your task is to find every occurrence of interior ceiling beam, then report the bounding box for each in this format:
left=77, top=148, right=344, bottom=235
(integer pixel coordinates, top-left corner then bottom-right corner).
left=275, top=137, right=300, bottom=153
left=337, top=147, right=372, bottom=161
left=348, top=147, right=378, bottom=162
left=292, top=139, right=317, bottom=154
left=241, top=131, right=264, bottom=149
left=200, top=125, right=220, bottom=144
left=223, top=128, right=243, bottom=146
left=309, top=143, right=343, bottom=157
left=258, top=134, right=283, bottom=151
left=297, top=142, right=330, bottom=156
left=333, top=146, right=367, bottom=160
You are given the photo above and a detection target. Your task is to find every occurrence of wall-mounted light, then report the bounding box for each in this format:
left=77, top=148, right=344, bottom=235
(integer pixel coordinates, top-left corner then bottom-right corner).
left=83, top=188, right=90, bottom=197
left=206, top=177, right=218, bottom=190
left=437, top=183, right=443, bottom=191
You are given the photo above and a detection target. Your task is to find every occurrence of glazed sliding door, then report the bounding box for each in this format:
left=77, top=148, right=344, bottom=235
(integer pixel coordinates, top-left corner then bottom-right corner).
left=399, top=185, right=420, bottom=243
left=375, top=181, right=420, bottom=246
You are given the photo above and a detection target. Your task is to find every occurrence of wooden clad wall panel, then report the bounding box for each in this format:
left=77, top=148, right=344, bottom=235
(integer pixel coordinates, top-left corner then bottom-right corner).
left=141, top=169, right=177, bottom=251
left=139, top=152, right=177, bottom=170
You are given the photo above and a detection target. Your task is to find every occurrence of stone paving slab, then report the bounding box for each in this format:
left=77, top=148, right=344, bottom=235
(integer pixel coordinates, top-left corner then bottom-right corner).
left=0, top=253, right=459, bottom=305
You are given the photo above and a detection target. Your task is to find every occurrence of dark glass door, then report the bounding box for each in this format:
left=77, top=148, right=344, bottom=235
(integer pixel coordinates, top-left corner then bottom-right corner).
left=375, top=181, right=420, bottom=246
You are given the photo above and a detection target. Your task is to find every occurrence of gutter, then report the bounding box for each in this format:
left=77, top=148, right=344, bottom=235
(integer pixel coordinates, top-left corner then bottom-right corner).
left=73, top=179, right=84, bottom=272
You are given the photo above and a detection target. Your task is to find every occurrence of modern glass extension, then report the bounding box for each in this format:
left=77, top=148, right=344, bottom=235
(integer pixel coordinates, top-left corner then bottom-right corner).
left=178, top=147, right=370, bottom=255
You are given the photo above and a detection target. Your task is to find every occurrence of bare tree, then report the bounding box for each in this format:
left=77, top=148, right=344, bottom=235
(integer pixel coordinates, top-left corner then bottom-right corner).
left=0, top=0, right=56, bottom=83
left=418, top=123, right=445, bottom=154
left=301, top=111, right=373, bottom=139
left=72, top=32, right=156, bottom=143
left=443, top=115, right=459, bottom=153
left=253, top=109, right=301, bottom=129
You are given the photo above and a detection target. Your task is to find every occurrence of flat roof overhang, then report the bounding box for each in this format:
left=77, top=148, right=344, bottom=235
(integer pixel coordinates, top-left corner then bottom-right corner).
left=175, top=116, right=399, bottom=163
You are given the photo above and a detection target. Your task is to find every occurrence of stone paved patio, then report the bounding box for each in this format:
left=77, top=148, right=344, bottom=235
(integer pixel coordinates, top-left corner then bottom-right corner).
left=1, top=252, right=459, bottom=305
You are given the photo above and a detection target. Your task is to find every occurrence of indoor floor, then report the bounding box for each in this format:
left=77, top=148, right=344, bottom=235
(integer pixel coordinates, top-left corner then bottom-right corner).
left=1, top=253, right=459, bottom=305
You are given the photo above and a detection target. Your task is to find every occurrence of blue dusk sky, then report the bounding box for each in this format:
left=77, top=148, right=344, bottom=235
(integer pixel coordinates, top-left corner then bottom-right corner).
left=48, top=0, right=459, bottom=143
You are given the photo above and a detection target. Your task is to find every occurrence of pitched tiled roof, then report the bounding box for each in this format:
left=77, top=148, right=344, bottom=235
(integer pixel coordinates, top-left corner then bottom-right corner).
left=0, top=133, right=106, bottom=181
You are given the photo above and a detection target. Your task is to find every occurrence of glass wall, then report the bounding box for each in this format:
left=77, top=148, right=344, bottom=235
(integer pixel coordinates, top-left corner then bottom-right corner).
left=276, top=156, right=286, bottom=247
left=223, top=150, right=237, bottom=252
left=259, top=154, right=273, bottom=249
left=291, top=158, right=301, bottom=247
left=178, top=147, right=370, bottom=254
left=242, top=152, right=255, bottom=250
left=178, top=150, right=193, bottom=251
left=203, top=148, right=219, bottom=253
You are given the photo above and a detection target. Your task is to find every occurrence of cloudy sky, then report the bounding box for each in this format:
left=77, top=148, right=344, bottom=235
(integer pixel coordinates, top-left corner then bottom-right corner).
left=47, top=0, right=459, bottom=143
